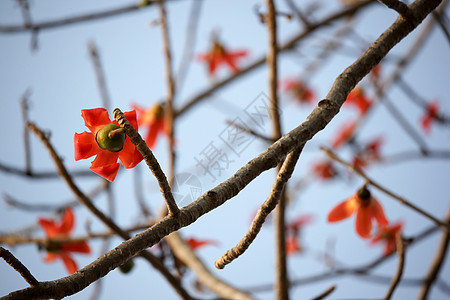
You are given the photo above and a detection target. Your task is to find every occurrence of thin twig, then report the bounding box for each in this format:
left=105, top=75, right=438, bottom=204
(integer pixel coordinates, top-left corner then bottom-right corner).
left=19, top=89, right=32, bottom=175
left=266, top=0, right=289, bottom=299
left=215, top=147, right=303, bottom=269
left=417, top=209, right=450, bottom=299
left=284, top=0, right=311, bottom=28
left=433, top=7, right=450, bottom=46
left=322, top=147, right=450, bottom=231
left=0, top=1, right=165, bottom=33
left=376, top=0, right=413, bottom=19
left=0, top=162, right=95, bottom=178
left=113, top=108, right=179, bottom=215
left=380, top=95, right=429, bottom=154
left=384, top=235, right=405, bottom=300
left=0, top=247, right=38, bottom=286
left=166, top=232, right=255, bottom=300
left=158, top=0, right=177, bottom=187
left=175, top=0, right=203, bottom=92
left=3, top=180, right=109, bottom=212
left=225, top=119, right=274, bottom=143
left=0, top=222, right=156, bottom=247
left=311, top=285, right=336, bottom=300
left=88, top=41, right=111, bottom=111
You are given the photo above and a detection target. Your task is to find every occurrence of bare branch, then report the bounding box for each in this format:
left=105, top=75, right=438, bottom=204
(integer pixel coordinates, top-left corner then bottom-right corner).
left=0, top=247, right=38, bottom=287
left=215, top=147, right=302, bottom=269
left=113, top=108, right=179, bottom=215
left=384, top=235, right=406, bottom=299
left=166, top=232, right=255, bottom=300
left=0, top=1, right=168, bottom=34
left=417, top=209, right=450, bottom=299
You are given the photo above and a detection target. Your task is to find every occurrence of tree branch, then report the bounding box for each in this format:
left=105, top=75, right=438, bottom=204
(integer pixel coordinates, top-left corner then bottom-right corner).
left=113, top=108, right=179, bottom=215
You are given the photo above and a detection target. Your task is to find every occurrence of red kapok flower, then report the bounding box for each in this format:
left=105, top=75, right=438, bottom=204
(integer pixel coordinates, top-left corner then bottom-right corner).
left=370, top=64, right=381, bottom=84
left=345, top=87, right=372, bottom=115
left=74, top=108, right=143, bottom=182
left=327, top=185, right=388, bottom=238
left=281, top=78, right=316, bottom=105
left=420, top=100, right=439, bottom=134
left=38, top=207, right=91, bottom=274
left=185, top=237, right=219, bottom=250
left=332, top=121, right=357, bottom=148
left=197, top=40, right=248, bottom=75
left=131, top=103, right=168, bottom=149
left=286, top=235, right=301, bottom=255
left=285, top=214, right=314, bottom=255
left=352, top=136, right=384, bottom=170
left=370, top=222, right=403, bottom=255
left=312, top=160, right=338, bottom=180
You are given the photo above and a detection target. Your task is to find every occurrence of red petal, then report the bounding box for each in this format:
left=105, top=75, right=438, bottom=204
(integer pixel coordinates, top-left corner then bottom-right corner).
left=74, top=132, right=100, bottom=161
left=355, top=207, right=372, bottom=238
left=90, top=150, right=119, bottom=168
left=58, top=207, right=74, bottom=236
left=38, top=219, right=59, bottom=238
left=145, top=119, right=164, bottom=149
left=119, top=138, right=143, bottom=169
left=60, top=253, right=78, bottom=274
left=90, top=163, right=121, bottom=182
left=62, top=241, right=91, bottom=254
left=123, top=110, right=139, bottom=131
left=327, top=197, right=358, bottom=223
left=44, top=252, right=58, bottom=262
left=81, top=108, right=111, bottom=134
left=285, top=235, right=301, bottom=255
left=186, top=238, right=219, bottom=250
left=370, top=198, right=388, bottom=226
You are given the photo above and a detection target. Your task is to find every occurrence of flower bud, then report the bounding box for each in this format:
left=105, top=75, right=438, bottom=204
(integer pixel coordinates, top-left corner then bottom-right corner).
left=96, top=124, right=125, bottom=152
left=119, top=259, right=135, bottom=274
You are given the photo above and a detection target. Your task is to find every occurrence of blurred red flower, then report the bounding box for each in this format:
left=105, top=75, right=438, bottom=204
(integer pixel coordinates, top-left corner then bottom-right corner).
left=312, top=160, right=338, bottom=180
left=420, top=100, right=439, bottom=134
left=370, top=222, right=403, bottom=255
left=285, top=214, right=314, bottom=255
left=281, top=78, right=316, bottom=105
left=197, top=40, right=248, bottom=75
left=345, top=87, right=372, bottom=115
left=132, top=103, right=168, bottom=149
left=38, top=207, right=90, bottom=274
left=327, top=186, right=388, bottom=238
left=331, top=121, right=357, bottom=148
left=74, top=108, right=143, bottom=182
left=185, top=237, right=219, bottom=250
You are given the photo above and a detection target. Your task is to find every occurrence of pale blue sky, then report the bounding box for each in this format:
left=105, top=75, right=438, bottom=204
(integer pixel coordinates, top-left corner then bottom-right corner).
left=0, top=1, right=449, bottom=299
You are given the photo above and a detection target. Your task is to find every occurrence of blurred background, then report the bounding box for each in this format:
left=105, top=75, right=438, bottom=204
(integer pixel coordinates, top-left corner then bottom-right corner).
left=0, top=0, right=449, bottom=299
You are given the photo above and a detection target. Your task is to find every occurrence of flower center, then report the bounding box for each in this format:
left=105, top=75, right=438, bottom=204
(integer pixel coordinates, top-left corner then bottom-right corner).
left=357, top=185, right=371, bottom=207
left=96, top=124, right=125, bottom=152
